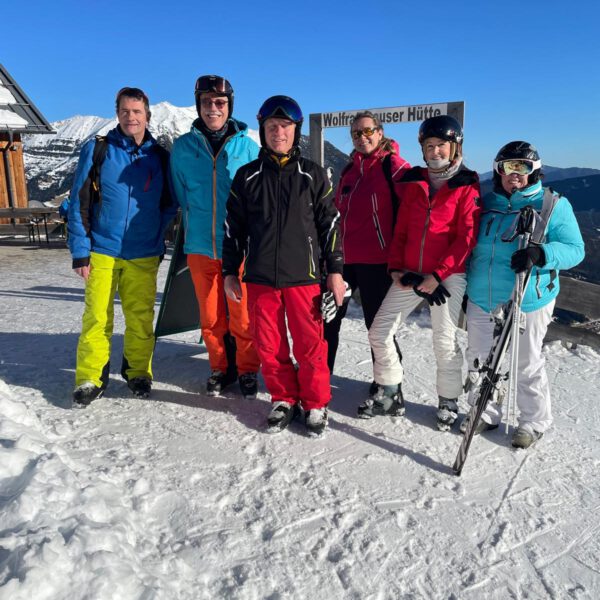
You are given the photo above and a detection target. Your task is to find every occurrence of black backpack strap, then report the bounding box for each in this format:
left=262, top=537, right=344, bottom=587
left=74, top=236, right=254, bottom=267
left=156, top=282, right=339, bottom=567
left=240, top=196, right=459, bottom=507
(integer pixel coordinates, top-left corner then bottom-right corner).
left=78, top=135, right=108, bottom=235
left=154, top=144, right=173, bottom=211
left=381, top=153, right=400, bottom=223
left=90, top=135, right=108, bottom=208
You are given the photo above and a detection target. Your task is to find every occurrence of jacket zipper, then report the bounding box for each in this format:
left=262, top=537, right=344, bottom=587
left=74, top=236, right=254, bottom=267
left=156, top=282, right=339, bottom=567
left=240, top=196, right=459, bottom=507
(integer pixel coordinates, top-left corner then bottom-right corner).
left=201, top=133, right=235, bottom=259
left=488, top=214, right=505, bottom=309
left=418, top=200, right=432, bottom=273
left=275, top=164, right=282, bottom=288
left=125, top=149, right=139, bottom=239
left=341, top=159, right=363, bottom=254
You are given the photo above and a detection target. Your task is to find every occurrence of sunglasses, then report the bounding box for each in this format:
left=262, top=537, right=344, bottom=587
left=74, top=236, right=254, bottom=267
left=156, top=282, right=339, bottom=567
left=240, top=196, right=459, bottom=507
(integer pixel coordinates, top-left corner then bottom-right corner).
left=494, top=159, right=541, bottom=176
left=351, top=127, right=380, bottom=140
left=201, top=98, right=229, bottom=109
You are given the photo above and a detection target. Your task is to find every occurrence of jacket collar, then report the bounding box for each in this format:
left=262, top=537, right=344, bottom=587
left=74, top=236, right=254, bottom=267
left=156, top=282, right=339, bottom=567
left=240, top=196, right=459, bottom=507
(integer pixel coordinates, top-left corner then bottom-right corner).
left=110, top=126, right=155, bottom=152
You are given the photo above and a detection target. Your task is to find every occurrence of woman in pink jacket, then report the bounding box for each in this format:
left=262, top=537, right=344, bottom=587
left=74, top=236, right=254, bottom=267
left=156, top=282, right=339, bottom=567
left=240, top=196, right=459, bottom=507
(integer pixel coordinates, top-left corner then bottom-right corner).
left=362, top=115, right=480, bottom=430
left=324, top=111, right=410, bottom=389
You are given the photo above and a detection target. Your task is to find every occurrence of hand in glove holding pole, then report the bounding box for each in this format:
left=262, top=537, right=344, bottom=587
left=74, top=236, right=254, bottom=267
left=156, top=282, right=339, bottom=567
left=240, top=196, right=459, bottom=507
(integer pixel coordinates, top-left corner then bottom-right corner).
left=510, top=245, right=546, bottom=273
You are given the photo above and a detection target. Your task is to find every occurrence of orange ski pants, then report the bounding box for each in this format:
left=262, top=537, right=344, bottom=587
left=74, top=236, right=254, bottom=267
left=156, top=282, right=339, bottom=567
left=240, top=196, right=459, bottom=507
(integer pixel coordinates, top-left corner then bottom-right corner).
left=187, top=254, right=260, bottom=375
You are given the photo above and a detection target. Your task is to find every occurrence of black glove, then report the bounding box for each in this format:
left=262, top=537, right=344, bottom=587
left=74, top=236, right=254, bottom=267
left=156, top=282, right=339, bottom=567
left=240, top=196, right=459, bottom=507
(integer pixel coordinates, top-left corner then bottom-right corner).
left=428, top=284, right=451, bottom=306
left=399, top=272, right=424, bottom=287
left=510, top=245, right=546, bottom=273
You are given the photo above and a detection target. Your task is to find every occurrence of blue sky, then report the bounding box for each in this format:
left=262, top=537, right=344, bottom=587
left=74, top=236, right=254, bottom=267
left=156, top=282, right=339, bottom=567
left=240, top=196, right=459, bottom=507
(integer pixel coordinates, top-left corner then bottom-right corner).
left=3, top=0, right=599, bottom=172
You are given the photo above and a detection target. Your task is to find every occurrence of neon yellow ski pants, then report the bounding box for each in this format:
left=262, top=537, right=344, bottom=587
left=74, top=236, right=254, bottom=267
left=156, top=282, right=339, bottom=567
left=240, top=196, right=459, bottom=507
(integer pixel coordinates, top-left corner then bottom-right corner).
left=75, top=252, right=160, bottom=388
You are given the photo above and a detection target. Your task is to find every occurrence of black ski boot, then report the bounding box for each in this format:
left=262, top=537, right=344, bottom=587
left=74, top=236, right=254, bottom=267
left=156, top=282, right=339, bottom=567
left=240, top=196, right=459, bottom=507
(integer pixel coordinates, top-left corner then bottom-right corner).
left=305, top=406, right=328, bottom=437
left=357, top=384, right=405, bottom=419
left=238, top=372, right=258, bottom=399
left=127, top=377, right=152, bottom=399
left=73, top=382, right=104, bottom=406
left=267, top=401, right=298, bottom=433
left=206, top=370, right=236, bottom=396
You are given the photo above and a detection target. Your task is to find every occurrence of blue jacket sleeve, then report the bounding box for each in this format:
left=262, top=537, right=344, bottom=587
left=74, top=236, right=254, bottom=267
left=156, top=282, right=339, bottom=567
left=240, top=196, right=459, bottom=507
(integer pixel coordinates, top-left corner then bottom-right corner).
left=541, top=196, right=585, bottom=270
left=67, top=139, right=95, bottom=265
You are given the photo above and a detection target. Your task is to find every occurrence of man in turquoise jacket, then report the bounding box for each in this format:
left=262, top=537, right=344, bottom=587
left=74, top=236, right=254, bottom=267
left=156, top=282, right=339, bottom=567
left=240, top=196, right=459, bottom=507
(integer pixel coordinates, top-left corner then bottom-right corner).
left=68, top=87, right=177, bottom=405
left=170, top=75, right=260, bottom=398
left=465, top=141, right=584, bottom=448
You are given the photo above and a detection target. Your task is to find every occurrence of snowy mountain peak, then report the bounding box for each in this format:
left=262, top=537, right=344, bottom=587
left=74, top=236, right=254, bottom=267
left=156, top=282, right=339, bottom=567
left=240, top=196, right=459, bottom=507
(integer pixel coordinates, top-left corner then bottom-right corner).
left=22, top=102, right=345, bottom=203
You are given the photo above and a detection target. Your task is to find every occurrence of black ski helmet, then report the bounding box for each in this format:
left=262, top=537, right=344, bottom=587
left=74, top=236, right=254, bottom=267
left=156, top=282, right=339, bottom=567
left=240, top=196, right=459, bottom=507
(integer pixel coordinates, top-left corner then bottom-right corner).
left=493, top=141, right=542, bottom=189
left=194, top=75, right=234, bottom=119
left=257, top=95, right=303, bottom=149
left=418, top=115, right=464, bottom=145
left=494, top=140, right=540, bottom=163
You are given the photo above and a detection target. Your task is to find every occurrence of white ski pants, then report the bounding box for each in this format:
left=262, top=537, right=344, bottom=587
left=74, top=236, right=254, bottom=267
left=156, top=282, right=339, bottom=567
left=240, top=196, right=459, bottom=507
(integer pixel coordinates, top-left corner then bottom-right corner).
left=369, top=273, right=466, bottom=398
left=466, top=299, right=555, bottom=432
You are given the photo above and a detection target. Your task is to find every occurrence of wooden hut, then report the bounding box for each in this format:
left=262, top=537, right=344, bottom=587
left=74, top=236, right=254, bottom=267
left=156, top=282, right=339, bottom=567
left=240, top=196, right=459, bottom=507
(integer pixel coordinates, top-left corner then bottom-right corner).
left=0, top=64, right=53, bottom=223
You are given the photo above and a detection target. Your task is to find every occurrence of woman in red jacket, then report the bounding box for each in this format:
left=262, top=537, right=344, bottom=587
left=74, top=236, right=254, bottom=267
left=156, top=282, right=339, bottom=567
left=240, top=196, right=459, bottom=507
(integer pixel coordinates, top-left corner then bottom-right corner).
left=361, top=115, right=481, bottom=431
left=324, top=111, right=410, bottom=384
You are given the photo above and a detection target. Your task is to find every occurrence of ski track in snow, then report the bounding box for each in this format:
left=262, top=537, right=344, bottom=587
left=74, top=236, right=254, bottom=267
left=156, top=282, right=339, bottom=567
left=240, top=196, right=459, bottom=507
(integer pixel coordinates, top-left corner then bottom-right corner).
left=0, top=245, right=599, bottom=600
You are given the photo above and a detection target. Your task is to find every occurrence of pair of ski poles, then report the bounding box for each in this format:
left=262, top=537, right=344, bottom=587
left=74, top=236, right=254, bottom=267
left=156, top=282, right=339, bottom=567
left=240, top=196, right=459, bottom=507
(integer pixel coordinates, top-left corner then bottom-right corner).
left=453, top=205, right=537, bottom=475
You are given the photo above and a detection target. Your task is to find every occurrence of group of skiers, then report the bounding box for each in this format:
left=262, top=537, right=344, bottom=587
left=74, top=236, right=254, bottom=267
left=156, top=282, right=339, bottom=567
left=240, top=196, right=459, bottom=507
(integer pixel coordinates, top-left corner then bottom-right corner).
left=66, top=75, right=585, bottom=448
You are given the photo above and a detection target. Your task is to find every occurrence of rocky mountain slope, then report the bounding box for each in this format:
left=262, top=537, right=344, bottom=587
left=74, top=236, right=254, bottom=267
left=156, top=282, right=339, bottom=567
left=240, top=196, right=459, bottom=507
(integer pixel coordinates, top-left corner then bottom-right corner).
left=23, top=102, right=348, bottom=204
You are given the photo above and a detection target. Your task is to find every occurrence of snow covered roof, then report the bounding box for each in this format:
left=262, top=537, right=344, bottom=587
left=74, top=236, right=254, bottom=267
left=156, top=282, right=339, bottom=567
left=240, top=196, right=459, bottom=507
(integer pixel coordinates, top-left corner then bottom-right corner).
left=0, top=63, right=53, bottom=134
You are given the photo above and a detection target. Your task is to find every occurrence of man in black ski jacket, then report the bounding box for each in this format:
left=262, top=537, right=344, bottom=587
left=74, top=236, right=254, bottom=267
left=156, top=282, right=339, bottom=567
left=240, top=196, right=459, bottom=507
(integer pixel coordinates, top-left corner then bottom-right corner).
left=222, top=95, right=345, bottom=436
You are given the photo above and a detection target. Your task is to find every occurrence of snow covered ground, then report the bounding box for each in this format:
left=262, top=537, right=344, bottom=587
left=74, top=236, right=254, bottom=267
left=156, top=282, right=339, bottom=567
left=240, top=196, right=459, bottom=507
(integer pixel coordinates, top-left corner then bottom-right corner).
left=1, top=244, right=599, bottom=600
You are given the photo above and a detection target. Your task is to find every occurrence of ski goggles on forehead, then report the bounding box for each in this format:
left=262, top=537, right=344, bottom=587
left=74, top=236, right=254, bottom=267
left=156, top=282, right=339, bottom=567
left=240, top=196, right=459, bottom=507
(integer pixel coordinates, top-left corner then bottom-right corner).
left=351, top=126, right=380, bottom=140
left=494, top=159, right=542, bottom=176
left=257, top=97, right=303, bottom=122
left=195, top=75, right=232, bottom=95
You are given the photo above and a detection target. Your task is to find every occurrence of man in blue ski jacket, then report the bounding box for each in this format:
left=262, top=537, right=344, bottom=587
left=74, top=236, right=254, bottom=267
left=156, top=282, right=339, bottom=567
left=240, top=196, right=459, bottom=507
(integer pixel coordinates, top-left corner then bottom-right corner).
left=68, top=87, right=177, bottom=405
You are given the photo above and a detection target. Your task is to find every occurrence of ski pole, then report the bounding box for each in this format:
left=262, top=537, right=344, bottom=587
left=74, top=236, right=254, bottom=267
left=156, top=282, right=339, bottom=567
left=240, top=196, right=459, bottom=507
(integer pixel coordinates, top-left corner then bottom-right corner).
left=503, top=206, right=535, bottom=433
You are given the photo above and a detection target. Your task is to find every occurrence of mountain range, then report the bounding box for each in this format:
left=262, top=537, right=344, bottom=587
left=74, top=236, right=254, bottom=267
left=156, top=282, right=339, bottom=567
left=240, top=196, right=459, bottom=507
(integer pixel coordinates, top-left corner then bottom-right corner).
left=21, top=103, right=599, bottom=282
left=22, top=101, right=348, bottom=205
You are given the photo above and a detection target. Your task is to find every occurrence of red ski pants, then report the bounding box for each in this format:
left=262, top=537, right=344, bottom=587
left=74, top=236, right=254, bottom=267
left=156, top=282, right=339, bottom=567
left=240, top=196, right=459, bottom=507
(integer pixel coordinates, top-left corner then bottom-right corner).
left=246, top=283, right=330, bottom=410
left=188, top=254, right=260, bottom=374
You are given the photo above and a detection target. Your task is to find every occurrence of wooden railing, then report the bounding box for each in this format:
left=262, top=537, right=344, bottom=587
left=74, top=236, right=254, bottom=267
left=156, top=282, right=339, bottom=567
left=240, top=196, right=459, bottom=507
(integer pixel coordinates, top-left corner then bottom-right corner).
left=547, top=276, right=600, bottom=349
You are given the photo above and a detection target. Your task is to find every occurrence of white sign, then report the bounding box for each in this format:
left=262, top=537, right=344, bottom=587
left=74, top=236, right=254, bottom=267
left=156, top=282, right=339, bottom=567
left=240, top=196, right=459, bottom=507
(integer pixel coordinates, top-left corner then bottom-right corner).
left=321, top=103, right=449, bottom=128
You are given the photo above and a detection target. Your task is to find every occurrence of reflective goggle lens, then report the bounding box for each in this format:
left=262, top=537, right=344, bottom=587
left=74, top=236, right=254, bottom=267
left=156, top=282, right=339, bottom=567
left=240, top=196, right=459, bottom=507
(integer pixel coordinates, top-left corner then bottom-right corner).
left=352, top=127, right=380, bottom=140
left=195, top=75, right=231, bottom=95
left=497, top=159, right=536, bottom=175
left=257, top=96, right=303, bottom=123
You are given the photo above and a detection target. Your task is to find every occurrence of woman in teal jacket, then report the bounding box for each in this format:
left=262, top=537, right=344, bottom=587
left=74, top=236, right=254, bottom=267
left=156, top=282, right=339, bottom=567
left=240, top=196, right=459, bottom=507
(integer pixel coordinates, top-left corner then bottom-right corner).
left=465, top=141, right=584, bottom=448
